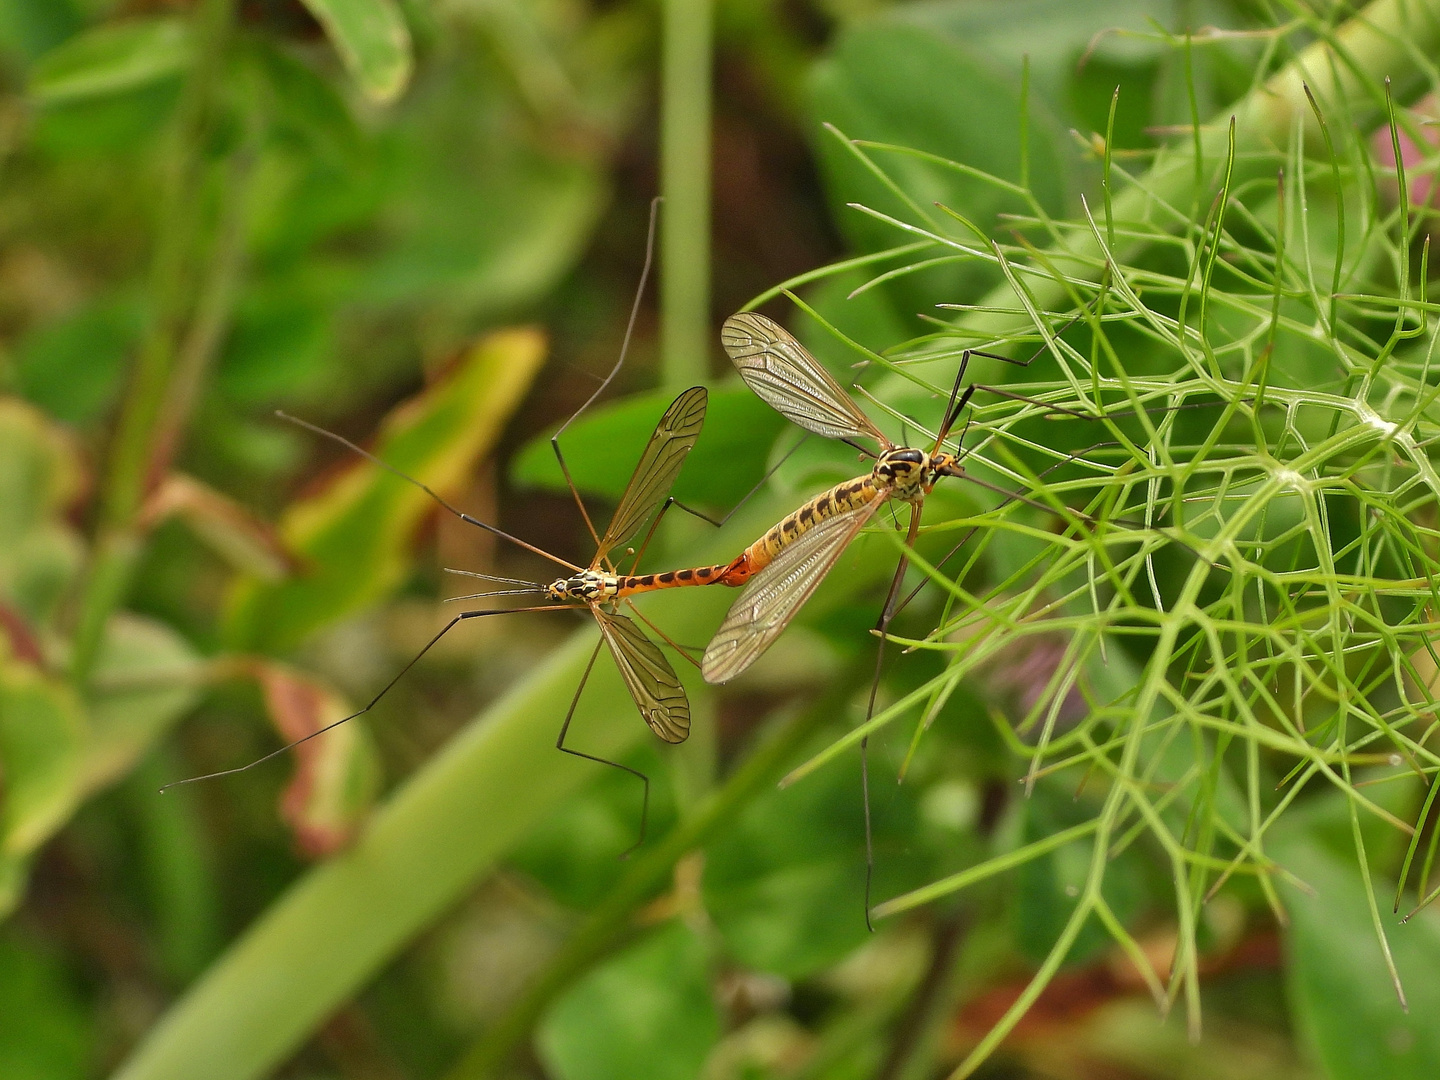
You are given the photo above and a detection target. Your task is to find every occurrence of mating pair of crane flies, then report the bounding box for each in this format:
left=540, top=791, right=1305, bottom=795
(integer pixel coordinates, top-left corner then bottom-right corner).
left=168, top=284, right=1137, bottom=898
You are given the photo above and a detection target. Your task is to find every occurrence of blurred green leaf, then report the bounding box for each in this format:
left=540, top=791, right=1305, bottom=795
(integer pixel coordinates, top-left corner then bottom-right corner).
left=0, top=0, right=81, bottom=66
left=245, top=39, right=361, bottom=165
left=1275, top=805, right=1440, bottom=1080
left=0, top=932, right=90, bottom=1080
left=807, top=20, right=1067, bottom=309
left=80, top=613, right=202, bottom=795
left=299, top=0, right=413, bottom=104
left=217, top=286, right=336, bottom=406
left=15, top=295, right=143, bottom=423
left=537, top=921, right=719, bottom=1080
left=0, top=658, right=85, bottom=914
left=509, top=743, right=677, bottom=909
left=895, top=0, right=1175, bottom=133
left=512, top=385, right=787, bottom=511
left=224, top=326, right=546, bottom=653
left=28, top=17, right=189, bottom=105
left=127, top=749, right=222, bottom=982
left=1012, top=779, right=1147, bottom=967
left=705, top=729, right=922, bottom=979
left=30, top=79, right=181, bottom=155
left=794, top=268, right=910, bottom=372
left=365, top=152, right=606, bottom=320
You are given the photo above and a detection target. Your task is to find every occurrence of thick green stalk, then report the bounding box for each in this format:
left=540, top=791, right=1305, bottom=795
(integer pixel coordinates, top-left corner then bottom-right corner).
left=659, top=0, right=713, bottom=390
left=110, top=496, right=790, bottom=1080
left=441, top=677, right=859, bottom=1080
left=70, top=0, right=236, bottom=682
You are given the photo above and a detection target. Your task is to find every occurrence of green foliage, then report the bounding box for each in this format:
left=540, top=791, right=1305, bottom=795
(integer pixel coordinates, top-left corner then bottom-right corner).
left=537, top=922, right=719, bottom=1080
left=513, top=385, right=787, bottom=509
left=0, top=933, right=89, bottom=1080
left=6, top=2, right=1440, bottom=1079
left=1276, top=793, right=1440, bottom=1080
left=297, top=0, right=412, bottom=103
left=28, top=17, right=191, bottom=105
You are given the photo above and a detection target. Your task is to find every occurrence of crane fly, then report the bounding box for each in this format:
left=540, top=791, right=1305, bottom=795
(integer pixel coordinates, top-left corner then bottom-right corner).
left=701, top=311, right=983, bottom=684
left=700, top=304, right=1185, bottom=681
left=163, top=385, right=724, bottom=851
left=162, top=201, right=738, bottom=851
left=700, top=310, right=1116, bottom=925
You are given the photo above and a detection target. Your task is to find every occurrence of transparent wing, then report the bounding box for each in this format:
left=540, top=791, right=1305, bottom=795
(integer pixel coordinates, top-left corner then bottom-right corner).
left=722, top=312, right=886, bottom=444
left=595, top=386, right=708, bottom=565
left=596, top=608, right=690, bottom=744
left=702, top=495, right=884, bottom=684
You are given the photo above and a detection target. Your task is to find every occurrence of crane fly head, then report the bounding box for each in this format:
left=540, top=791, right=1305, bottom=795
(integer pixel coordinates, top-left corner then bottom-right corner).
left=930, top=448, right=962, bottom=481
left=545, top=570, right=615, bottom=603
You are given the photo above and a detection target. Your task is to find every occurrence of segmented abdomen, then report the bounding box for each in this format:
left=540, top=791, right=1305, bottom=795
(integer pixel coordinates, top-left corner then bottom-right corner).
left=615, top=473, right=884, bottom=595
left=722, top=473, right=883, bottom=585
left=615, top=563, right=732, bottom=597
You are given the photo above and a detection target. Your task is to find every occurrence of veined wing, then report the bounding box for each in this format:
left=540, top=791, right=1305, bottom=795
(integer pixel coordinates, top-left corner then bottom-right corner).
left=595, top=386, right=708, bottom=565
left=702, top=495, right=884, bottom=684
left=722, top=312, right=886, bottom=444
left=596, top=608, right=690, bottom=743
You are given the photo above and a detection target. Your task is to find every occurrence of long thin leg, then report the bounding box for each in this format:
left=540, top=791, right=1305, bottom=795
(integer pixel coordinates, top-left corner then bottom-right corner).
left=552, top=197, right=663, bottom=551
left=161, top=604, right=567, bottom=790
left=972, top=382, right=1236, bottom=420
left=555, top=636, right=652, bottom=858
left=862, top=503, right=924, bottom=931
left=935, top=351, right=973, bottom=444
left=276, top=412, right=581, bottom=574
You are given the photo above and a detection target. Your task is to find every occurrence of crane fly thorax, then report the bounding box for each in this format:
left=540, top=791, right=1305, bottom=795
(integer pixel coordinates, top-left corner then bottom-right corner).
left=545, top=571, right=618, bottom=602
left=874, top=447, right=932, bottom=501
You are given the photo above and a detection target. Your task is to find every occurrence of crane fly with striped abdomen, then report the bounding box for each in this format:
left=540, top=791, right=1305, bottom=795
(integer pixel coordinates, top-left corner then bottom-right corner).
left=163, top=202, right=745, bottom=852
left=701, top=311, right=983, bottom=685
left=700, top=310, right=1075, bottom=924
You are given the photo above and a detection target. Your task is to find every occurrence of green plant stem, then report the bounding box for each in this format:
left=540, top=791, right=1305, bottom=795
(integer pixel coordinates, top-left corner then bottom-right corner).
left=145, top=128, right=259, bottom=489
left=70, top=0, right=236, bottom=683
left=659, top=0, right=713, bottom=390
left=441, top=678, right=858, bottom=1080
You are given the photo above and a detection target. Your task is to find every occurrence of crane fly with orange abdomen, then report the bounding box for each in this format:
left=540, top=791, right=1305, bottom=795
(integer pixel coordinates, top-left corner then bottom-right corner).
left=164, top=384, right=731, bottom=852
left=162, top=203, right=746, bottom=852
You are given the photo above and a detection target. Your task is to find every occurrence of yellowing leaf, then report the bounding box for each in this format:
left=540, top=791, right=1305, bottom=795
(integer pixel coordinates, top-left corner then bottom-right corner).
left=224, top=327, right=546, bottom=653
left=299, top=0, right=413, bottom=104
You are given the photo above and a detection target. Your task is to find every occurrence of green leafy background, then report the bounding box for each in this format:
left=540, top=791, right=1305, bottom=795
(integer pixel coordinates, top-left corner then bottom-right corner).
left=1, top=2, right=1438, bottom=1080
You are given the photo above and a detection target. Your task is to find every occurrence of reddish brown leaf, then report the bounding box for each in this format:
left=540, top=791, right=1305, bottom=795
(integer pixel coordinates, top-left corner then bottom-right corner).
left=255, top=662, right=379, bottom=858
